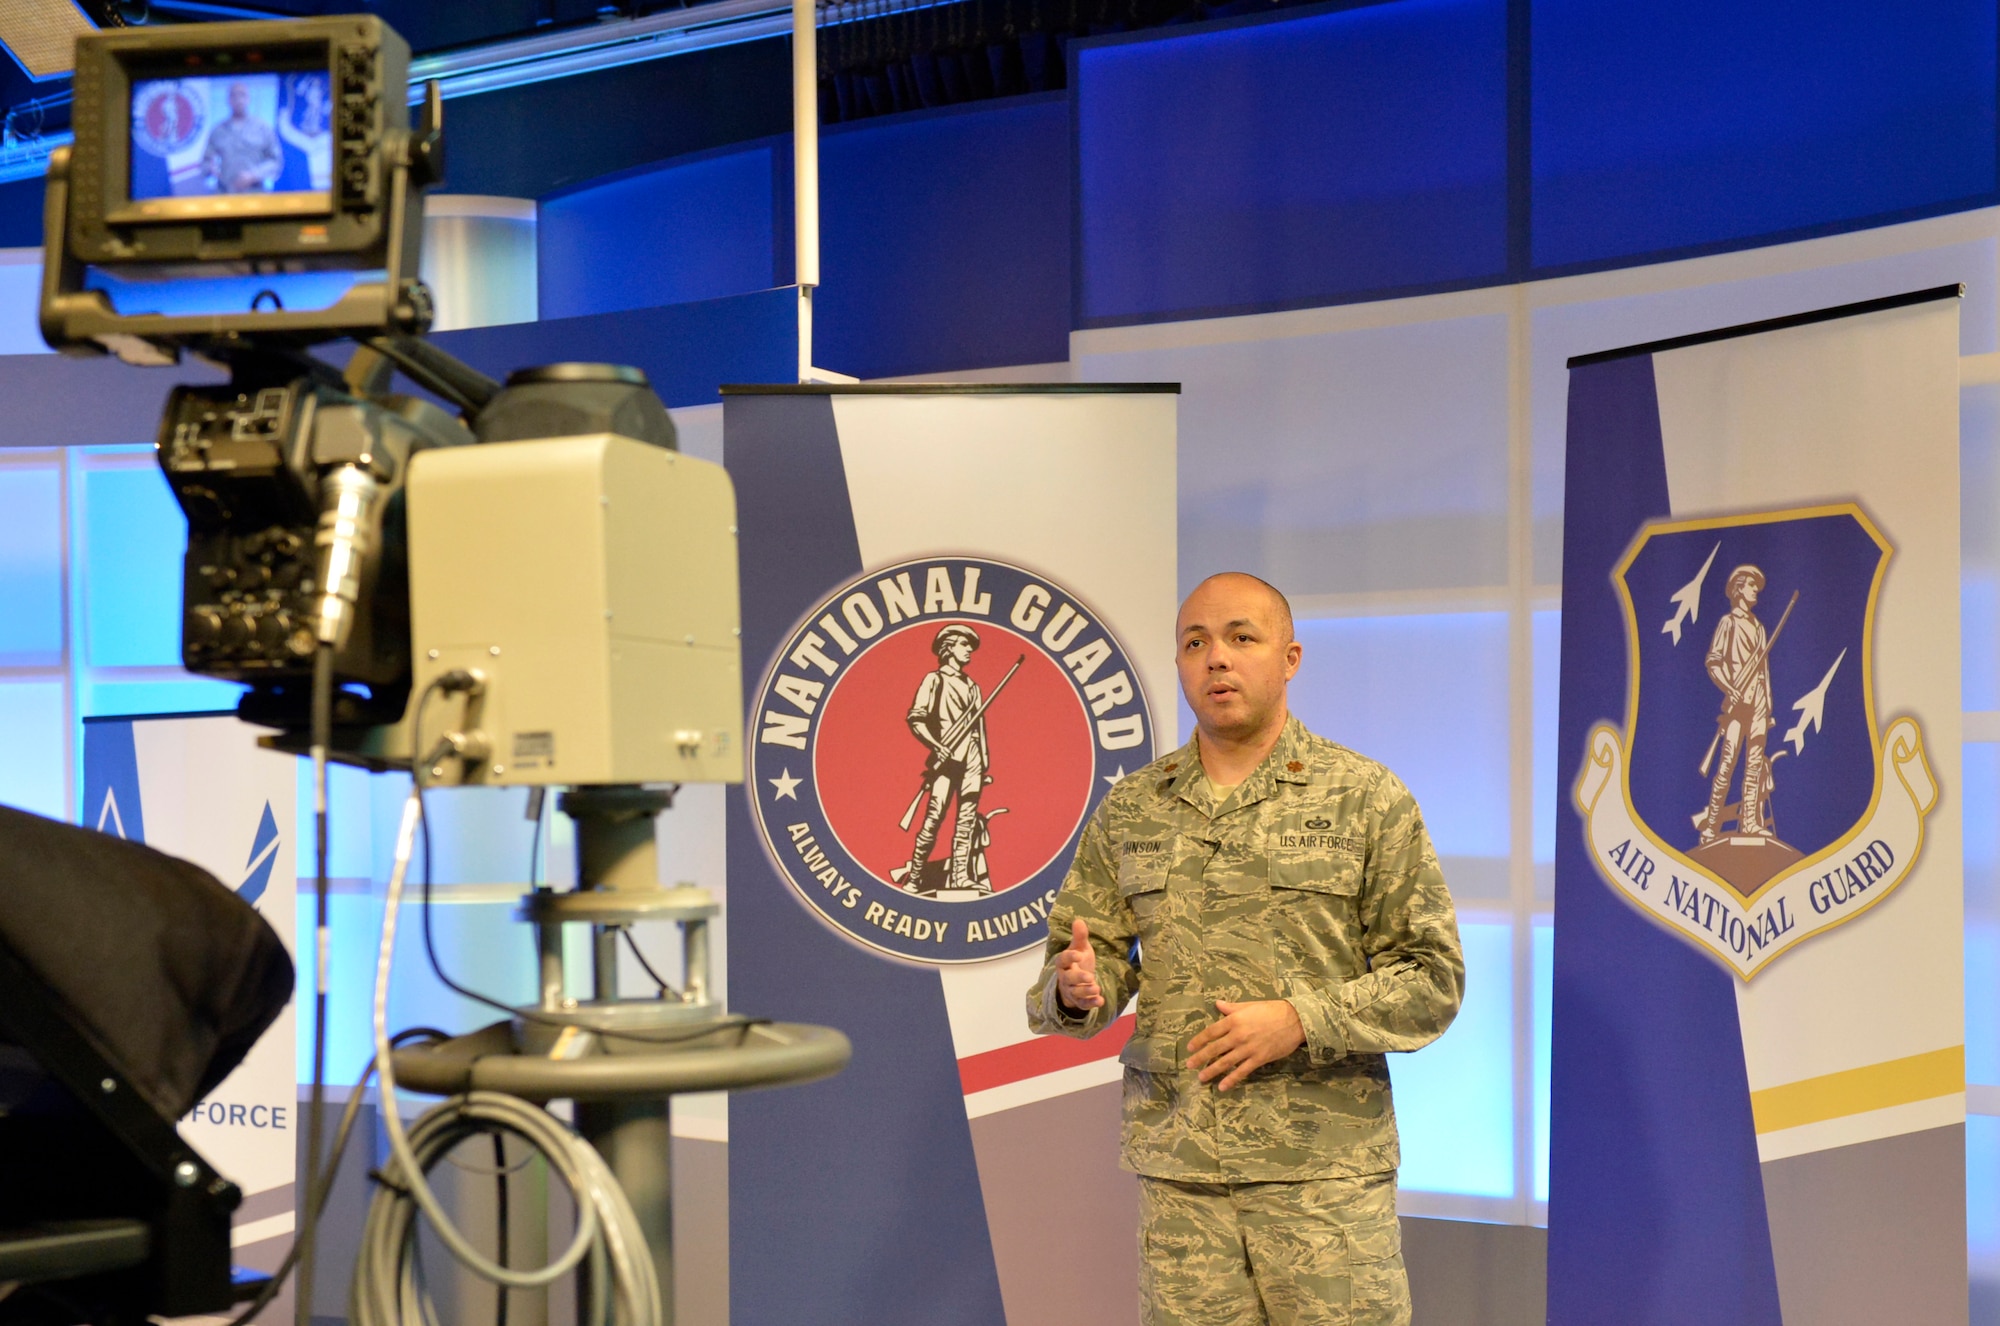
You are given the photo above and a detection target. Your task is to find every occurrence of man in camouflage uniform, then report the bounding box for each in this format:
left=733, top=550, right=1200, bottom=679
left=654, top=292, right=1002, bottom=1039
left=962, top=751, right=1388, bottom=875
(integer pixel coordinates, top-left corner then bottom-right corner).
left=1027, top=573, right=1463, bottom=1326
left=199, top=82, right=281, bottom=194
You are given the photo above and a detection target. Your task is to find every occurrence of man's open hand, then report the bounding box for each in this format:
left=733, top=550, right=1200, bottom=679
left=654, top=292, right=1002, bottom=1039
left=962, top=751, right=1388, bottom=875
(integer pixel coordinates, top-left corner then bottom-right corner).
left=1055, top=919, right=1103, bottom=1011
left=1187, top=999, right=1305, bottom=1090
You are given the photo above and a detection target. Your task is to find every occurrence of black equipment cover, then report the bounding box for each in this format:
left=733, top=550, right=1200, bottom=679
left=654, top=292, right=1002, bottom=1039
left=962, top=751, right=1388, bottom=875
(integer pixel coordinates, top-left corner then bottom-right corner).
left=0, top=805, right=292, bottom=1122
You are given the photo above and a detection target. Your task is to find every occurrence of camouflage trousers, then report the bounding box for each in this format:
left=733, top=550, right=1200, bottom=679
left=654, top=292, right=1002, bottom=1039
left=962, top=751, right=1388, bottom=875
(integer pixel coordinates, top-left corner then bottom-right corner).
left=1138, top=1173, right=1408, bottom=1326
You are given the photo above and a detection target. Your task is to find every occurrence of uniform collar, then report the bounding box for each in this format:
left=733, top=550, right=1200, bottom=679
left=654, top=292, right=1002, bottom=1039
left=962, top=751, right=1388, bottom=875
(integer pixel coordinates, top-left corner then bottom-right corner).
left=1155, top=717, right=1313, bottom=803
left=1156, top=736, right=1204, bottom=799
left=1270, top=718, right=1314, bottom=783
left=1230, top=717, right=1313, bottom=808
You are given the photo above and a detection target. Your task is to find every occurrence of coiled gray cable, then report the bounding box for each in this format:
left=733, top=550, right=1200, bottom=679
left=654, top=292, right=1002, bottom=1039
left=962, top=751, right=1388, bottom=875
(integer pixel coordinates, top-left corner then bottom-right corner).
left=350, top=790, right=662, bottom=1326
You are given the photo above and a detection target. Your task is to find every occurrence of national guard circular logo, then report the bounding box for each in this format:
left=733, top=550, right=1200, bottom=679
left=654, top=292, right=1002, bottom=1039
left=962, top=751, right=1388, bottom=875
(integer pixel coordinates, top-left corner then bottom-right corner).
left=1575, top=503, right=1937, bottom=979
left=749, top=556, right=1153, bottom=963
left=133, top=81, right=203, bottom=158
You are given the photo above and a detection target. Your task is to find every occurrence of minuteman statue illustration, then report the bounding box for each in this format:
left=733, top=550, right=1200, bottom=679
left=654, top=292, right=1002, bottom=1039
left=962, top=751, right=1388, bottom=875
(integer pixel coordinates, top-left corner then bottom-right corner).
left=896, top=626, right=1020, bottom=896
left=1696, top=564, right=1796, bottom=845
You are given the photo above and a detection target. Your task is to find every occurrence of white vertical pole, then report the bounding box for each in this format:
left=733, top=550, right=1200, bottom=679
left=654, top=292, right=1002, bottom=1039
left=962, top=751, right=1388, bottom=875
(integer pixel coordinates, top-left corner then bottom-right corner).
left=793, top=0, right=820, bottom=382
left=1506, top=283, right=1537, bottom=1227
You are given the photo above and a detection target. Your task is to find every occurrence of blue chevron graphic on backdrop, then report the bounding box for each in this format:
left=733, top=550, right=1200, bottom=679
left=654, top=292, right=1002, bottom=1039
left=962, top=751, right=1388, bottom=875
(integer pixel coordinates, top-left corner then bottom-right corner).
left=238, top=801, right=280, bottom=906
left=81, top=719, right=147, bottom=845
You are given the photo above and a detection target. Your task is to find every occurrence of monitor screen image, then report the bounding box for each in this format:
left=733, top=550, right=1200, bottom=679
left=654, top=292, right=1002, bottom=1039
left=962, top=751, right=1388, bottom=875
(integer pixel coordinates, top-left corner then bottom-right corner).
left=130, top=71, right=332, bottom=201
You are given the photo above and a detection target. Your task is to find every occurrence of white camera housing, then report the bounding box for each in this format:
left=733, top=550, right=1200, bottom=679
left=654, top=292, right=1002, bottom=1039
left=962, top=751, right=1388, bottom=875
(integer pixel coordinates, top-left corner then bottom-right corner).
left=407, top=433, right=743, bottom=786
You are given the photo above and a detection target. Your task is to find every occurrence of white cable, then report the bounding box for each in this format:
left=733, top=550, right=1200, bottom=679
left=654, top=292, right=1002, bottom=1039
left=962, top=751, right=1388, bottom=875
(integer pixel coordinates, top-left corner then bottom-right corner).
left=351, top=787, right=663, bottom=1326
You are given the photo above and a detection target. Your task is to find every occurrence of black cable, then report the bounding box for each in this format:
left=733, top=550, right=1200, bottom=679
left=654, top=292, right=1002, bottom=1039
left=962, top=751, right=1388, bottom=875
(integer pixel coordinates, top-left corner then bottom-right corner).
left=620, top=928, right=674, bottom=995
left=439, top=1140, right=537, bottom=1179
left=407, top=679, right=768, bottom=1048
left=417, top=805, right=766, bottom=1044
left=527, top=788, right=546, bottom=889
left=358, top=335, right=502, bottom=418
left=393, top=1026, right=454, bottom=1048
left=296, top=642, right=334, bottom=1326
left=492, top=1131, right=511, bottom=1326
left=220, top=1035, right=444, bottom=1326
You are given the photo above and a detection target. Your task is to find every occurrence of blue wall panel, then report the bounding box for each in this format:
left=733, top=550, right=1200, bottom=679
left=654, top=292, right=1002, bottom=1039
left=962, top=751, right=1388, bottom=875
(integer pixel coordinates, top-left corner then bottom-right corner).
left=82, top=467, right=184, bottom=669
left=1289, top=612, right=1510, bottom=859
left=0, top=680, right=67, bottom=819
left=0, top=467, right=63, bottom=665
left=1532, top=0, right=1998, bottom=270
left=432, top=288, right=796, bottom=409
left=539, top=145, right=780, bottom=320
left=1968, top=743, right=1998, bottom=1088
left=0, top=355, right=226, bottom=451
left=1075, top=0, right=1509, bottom=325
left=535, top=95, right=1071, bottom=379
left=0, top=178, right=41, bottom=251
left=1974, top=1116, right=2000, bottom=1315
left=8, top=0, right=2000, bottom=326
left=1392, top=920, right=1516, bottom=1197
left=815, top=95, right=1072, bottom=377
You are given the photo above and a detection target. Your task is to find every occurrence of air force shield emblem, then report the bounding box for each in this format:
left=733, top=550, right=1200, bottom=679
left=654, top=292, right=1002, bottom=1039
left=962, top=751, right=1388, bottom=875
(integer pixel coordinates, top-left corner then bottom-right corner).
left=1576, top=504, right=1937, bottom=978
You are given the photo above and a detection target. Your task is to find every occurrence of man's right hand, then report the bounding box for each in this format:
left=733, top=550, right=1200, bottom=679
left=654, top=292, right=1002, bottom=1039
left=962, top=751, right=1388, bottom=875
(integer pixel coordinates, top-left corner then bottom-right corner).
left=1055, top=919, right=1104, bottom=1012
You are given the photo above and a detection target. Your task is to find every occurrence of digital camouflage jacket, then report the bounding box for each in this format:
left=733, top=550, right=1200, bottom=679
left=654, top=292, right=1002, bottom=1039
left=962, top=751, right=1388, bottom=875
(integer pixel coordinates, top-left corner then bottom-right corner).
left=1026, top=718, right=1464, bottom=1182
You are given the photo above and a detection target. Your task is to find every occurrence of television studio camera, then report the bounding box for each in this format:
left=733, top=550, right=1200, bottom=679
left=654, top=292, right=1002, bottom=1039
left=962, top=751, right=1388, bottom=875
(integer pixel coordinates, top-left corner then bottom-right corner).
left=2, top=16, right=848, bottom=1326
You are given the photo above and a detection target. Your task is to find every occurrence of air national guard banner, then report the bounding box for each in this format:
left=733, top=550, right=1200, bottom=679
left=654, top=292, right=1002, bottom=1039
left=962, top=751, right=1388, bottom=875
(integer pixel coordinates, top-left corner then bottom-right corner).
left=723, top=384, right=1176, bottom=1326
left=81, top=713, right=299, bottom=1322
left=1552, top=289, right=1965, bottom=1326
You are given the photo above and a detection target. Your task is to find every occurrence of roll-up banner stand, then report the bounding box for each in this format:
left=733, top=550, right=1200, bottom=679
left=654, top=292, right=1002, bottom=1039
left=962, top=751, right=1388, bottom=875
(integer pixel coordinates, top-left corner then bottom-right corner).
left=723, top=384, right=1177, bottom=1326
left=1553, top=288, right=1966, bottom=1324
left=81, top=713, right=299, bottom=1320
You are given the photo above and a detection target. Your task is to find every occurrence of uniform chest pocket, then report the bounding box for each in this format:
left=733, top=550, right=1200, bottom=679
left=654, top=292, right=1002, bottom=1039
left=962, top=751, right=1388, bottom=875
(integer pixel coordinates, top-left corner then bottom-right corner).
left=1268, top=845, right=1364, bottom=968
left=1266, top=848, right=1363, bottom=899
left=1118, top=843, right=1171, bottom=922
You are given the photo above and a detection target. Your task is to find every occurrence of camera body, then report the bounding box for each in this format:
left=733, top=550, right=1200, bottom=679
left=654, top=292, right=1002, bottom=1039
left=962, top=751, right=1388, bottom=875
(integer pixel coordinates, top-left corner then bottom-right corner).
left=9, top=22, right=767, bottom=1326
left=159, top=365, right=475, bottom=731
left=35, top=16, right=743, bottom=779
left=38, top=17, right=457, bottom=740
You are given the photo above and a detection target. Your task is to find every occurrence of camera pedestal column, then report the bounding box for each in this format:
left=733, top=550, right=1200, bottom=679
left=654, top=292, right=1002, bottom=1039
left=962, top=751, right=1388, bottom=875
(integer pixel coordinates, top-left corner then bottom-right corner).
left=392, top=784, right=848, bottom=1326
left=563, top=786, right=682, bottom=1326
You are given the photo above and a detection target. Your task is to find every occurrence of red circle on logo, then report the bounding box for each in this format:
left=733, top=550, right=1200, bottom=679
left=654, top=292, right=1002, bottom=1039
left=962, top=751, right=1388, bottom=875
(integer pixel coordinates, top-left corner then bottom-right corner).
left=145, top=92, right=194, bottom=148
left=811, top=619, right=1095, bottom=894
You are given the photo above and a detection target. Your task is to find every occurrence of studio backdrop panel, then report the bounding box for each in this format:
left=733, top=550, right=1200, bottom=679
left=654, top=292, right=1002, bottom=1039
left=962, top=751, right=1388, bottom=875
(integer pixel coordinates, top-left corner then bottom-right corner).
left=1553, top=290, right=1965, bottom=1325
left=81, top=714, right=301, bottom=1317
left=723, top=384, right=1176, bottom=1326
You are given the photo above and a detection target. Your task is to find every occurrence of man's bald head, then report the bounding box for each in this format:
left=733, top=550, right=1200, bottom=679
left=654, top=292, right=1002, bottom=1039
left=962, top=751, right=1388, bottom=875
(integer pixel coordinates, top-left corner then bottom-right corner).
left=1175, top=572, right=1301, bottom=748
left=1184, top=572, right=1294, bottom=644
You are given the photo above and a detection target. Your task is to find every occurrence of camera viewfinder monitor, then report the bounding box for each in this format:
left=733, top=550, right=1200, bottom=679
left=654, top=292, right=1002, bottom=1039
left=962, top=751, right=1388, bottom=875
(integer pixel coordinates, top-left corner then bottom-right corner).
left=65, top=16, right=411, bottom=267
left=129, top=70, right=332, bottom=215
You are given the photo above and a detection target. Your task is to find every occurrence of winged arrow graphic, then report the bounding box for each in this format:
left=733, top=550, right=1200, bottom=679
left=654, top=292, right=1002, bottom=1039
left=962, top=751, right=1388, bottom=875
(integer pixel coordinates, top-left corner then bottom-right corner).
left=1662, top=541, right=1721, bottom=645
left=1783, top=648, right=1846, bottom=757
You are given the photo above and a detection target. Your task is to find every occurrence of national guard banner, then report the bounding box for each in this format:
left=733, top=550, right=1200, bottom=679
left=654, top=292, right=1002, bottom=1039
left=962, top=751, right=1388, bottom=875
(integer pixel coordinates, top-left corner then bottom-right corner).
left=1551, top=288, right=1965, bottom=1326
left=723, top=384, right=1177, bottom=1326
left=81, top=713, right=299, bottom=1322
